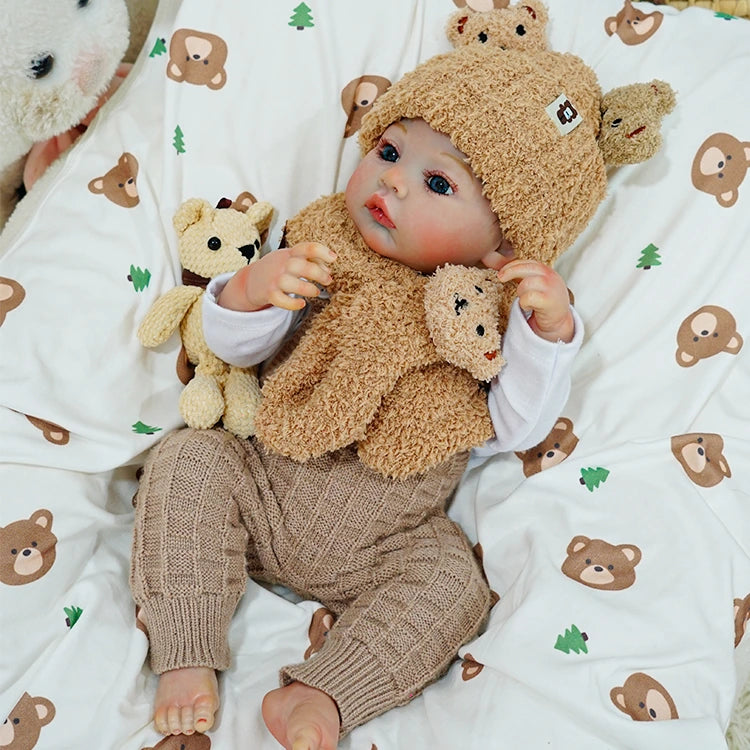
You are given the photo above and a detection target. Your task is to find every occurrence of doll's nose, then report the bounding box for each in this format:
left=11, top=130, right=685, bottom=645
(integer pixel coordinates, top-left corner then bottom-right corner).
left=379, top=167, right=407, bottom=196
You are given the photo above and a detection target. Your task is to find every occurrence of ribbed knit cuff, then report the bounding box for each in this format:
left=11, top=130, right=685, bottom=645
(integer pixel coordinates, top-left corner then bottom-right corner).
left=143, top=594, right=237, bottom=674
left=281, top=640, right=403, bottom=737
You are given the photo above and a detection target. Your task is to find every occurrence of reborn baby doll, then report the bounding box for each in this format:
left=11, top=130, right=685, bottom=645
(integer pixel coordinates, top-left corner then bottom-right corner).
left=130, top=6, right=674, bottom=748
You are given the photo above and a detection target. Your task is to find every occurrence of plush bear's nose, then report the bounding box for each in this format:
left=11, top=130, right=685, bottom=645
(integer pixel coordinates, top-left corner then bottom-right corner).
left=238, top=244, right=256, bottom=262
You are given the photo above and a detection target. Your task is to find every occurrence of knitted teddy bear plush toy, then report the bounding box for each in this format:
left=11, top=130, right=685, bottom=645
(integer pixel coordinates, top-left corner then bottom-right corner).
left=254, top=2, right=676, bottom=479
left=0, top=0, right=157, bottom=231
left=138, top=195, right=274, bottom=439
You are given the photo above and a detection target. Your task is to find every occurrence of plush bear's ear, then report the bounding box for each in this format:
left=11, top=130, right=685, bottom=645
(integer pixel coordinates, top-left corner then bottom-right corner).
left=172, top=197, right=211, bottom=235
left=245, top=200, right=274, bottom=235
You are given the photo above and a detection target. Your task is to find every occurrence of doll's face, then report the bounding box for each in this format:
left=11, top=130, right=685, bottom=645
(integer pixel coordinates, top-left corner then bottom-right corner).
left=345, top=118, right=511, bottom=273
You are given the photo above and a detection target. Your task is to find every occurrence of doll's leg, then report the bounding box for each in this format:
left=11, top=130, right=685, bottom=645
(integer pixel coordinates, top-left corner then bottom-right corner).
left=269, top=513, right=490, bottom=740
left=130, top=426, right=258, bottom=735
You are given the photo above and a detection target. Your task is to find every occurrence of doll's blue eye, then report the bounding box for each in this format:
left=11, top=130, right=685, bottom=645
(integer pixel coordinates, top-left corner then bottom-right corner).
left=29, top=54, right=54, bottom=79
left=380, top=144, right=398, bottom=162
left=427, top=175, right=453, bottom=195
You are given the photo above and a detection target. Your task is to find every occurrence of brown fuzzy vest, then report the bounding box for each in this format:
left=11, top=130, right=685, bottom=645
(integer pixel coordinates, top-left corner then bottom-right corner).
left=253, top=193, right=494, bottom=478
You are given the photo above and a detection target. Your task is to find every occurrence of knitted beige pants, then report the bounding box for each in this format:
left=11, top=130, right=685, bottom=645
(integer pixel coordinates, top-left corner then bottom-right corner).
left=130, top=427, right=490, bottom=734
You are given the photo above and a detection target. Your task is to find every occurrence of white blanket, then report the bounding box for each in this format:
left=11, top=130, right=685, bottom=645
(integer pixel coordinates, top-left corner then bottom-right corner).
left=1, top=1, right=749, bottom=748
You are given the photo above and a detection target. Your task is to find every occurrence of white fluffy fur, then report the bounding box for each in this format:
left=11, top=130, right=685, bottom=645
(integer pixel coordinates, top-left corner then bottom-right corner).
left=0, top=0, right=130, bottom=224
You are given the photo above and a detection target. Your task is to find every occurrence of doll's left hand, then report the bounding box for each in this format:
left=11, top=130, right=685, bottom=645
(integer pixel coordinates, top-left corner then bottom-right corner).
left=497, top=259, right=574, bottom=343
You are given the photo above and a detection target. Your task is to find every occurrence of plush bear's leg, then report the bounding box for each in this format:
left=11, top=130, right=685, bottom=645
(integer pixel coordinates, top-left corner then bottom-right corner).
left=178, top=373, right=225, bottom=429
left=221, top=365, right=262, bottom=438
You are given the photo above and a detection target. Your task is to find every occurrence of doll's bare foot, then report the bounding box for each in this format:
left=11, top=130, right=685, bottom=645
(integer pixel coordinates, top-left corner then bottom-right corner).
left=153, top=666, right=219, bottom=735
left=262, top=681, right=340, bottom=750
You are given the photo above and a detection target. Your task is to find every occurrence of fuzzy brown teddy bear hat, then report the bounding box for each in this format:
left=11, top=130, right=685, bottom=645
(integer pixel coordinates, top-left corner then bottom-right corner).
left=358, top=43, right=609, bottom=267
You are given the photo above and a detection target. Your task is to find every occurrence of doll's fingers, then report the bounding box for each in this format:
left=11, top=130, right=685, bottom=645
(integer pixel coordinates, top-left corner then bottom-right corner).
left=277, top=269, right=325, bottom=297
left=517, top=287, right=547, bottom=314
left=285, top=256, right=332, bottom=286
left=290, top=241, right=337, bottom=264
left=497, top=259, right=547, bottom=283
left=267, top=288, right=307, bottom=311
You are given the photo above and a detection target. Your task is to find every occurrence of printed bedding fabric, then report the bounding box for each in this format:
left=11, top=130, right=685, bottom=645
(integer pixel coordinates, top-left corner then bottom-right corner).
left=1, top=0, right=749, bottom=748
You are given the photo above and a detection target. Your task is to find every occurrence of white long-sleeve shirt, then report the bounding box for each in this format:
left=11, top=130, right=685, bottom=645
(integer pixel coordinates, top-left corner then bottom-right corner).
left=203, top=273, right=583, bottom=455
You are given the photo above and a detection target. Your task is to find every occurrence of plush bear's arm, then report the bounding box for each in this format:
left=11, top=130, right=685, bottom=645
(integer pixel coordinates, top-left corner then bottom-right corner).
left=137, top=285, right=203, bottom=347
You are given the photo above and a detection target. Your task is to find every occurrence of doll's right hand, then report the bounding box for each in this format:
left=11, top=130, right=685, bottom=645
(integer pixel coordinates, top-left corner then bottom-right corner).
left=217, top=242, right=336, bottom=312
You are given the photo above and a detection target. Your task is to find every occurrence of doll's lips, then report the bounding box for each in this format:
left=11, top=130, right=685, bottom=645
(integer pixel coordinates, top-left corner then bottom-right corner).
left=366, top=195, right=395, bottom=229
left=626, top=125, right=646, bottom=139
left=485, top=350, right=499, bottom=361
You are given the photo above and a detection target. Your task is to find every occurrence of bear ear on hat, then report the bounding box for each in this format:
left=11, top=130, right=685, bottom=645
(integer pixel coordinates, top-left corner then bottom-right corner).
left=598, top=80, right=676, bottom=166
left=446, top=0, right=550, bottom=51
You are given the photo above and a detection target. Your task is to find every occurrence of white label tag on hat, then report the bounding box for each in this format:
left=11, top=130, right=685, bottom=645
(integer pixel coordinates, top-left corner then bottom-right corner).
left=545, top=93, right=582, bottom=135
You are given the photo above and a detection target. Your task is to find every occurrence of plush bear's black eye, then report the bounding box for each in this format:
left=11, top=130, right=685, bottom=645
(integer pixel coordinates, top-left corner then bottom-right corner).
left=478, top=31, right=488, bottom=43
left=476, top=325, right=485, bottom=337
left=611, top=118, right=622, bottom=128
left=29, top=54, right=54, bottom=79
left=78, top=0, right=91, bottom=7
left=207, top=237, right=222, bottom=251
left=516, top=24, right=526, bottom=35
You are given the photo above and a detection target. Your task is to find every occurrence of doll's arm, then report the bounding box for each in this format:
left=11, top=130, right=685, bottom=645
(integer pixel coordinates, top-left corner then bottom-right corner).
left=478, top=301, right=583, bottom=455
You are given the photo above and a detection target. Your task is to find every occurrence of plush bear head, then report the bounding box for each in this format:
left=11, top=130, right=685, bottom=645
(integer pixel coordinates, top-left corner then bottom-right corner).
left=424, top=264, right=505, bottom=382
left=173, top=197, right=274, bottom=280
left=0, top=0, right=130, bottom=175
left=598, top=80, right=676, bottom=165
left=446, top=0, right=550, bottom=51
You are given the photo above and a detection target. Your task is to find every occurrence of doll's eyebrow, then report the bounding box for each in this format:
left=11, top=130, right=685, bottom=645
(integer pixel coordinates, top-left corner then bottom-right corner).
left=441, top=152, right=475, bottom=179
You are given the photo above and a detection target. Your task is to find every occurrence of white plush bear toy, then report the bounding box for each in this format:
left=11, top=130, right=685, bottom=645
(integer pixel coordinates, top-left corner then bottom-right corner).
left=0, top=0, right=131, bottom=229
